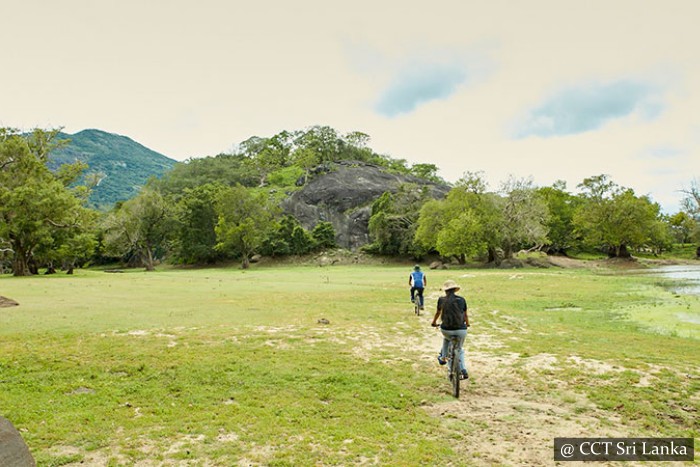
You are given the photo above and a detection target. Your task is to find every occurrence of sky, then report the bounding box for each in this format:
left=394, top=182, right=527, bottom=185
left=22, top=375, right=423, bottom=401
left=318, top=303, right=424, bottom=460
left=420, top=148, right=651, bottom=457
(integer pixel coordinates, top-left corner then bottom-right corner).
left=2, top=0, right=699, bottom=213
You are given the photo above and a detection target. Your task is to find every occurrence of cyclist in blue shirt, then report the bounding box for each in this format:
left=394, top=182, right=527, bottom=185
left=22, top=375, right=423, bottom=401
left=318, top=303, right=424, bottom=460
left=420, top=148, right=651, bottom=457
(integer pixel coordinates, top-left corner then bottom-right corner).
left=409, top=265, right=427, bottom=310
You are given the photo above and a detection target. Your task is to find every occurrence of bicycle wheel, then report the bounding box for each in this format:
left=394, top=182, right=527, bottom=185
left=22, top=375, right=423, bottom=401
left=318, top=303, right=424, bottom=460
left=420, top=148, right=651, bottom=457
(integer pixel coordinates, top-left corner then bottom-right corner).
left=450, top=339, right=460, bottom=398
left=414, top=300, right=421, bottom=316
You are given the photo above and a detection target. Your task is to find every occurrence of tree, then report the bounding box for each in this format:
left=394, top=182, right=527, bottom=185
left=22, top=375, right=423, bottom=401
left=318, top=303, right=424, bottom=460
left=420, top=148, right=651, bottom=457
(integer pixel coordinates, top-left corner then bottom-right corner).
left=681, top=178, right=700, bottom=219
left=415, top=173, right=502, bottom=263
left=293, top=126, right=342, bottom=164
left=367, top=184, right=432, bottom=257
left=574, top=175, right=661, bottom=258
left=0, top=128, right=93, bottom=276
left=311, top=222, right=337, bottom=249
left=215, top=185, right=278, bottom=268
left=238, top=132, right=293, bottom=187
left=498, top=177, right=550, bottom=259
left=435, top=211, right=487, bottom=262
left=668, top=212, right=697, bottom=244
left=103, top=189, right=175, bottom=270
left=289, top=225, right=316, bottom=255
left=410, top=163, right=444, bottom=184
left=171, top=183, right=225, bottom=264
left=55, top=232, right=98, bottom=274
left=537, top=181, right=581, bottom=254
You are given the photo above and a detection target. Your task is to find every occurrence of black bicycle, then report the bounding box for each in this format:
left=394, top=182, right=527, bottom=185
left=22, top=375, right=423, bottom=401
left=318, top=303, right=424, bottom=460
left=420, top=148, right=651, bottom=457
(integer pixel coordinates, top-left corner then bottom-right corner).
left=412, top=289, right=424, bottom=316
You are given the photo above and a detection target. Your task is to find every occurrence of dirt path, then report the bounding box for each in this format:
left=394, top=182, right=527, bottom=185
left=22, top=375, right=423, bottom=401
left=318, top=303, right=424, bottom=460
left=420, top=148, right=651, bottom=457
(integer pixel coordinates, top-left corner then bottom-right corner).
left=411, top=313, right=636, bottom=466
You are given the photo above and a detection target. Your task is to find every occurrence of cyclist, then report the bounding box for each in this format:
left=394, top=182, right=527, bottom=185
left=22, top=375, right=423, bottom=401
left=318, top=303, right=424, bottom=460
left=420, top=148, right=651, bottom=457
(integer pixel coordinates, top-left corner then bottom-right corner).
left=408, top=264, right=426, bottom=309
left=431, top=280, right=469, bottom=379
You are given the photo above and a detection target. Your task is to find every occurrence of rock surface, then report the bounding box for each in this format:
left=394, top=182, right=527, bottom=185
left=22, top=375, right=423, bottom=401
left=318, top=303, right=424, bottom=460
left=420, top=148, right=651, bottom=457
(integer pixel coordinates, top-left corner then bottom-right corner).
left=0, top=417, right=36, bottom=466
left=0, top=296, right=19, bottom=308
left=283, top=161, right=449, bottom=249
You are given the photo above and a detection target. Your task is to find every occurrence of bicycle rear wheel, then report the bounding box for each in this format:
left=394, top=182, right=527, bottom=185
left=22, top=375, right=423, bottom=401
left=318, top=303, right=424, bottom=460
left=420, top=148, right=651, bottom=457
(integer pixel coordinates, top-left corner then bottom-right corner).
left=449, top=339, right=460, bottom=398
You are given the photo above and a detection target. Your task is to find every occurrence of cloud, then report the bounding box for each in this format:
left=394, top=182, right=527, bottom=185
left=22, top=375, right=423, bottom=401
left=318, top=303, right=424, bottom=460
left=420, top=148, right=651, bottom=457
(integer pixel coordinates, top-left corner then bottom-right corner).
left=375, top=63, right=468, bottom=117
left=642, top=145, right=683, bottom=160
left=513, top=80, right=664, bottom=138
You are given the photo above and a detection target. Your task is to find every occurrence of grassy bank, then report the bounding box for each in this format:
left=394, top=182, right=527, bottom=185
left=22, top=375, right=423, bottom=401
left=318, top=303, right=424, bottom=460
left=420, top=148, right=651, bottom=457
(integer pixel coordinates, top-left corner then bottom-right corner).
left=1, top=264, right=698, bottom=465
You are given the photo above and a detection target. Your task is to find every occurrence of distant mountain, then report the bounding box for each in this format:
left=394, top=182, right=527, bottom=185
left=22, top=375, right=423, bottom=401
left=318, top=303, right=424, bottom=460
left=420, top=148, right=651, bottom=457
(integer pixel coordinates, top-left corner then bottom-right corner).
left=47, top=129, right=177, bottom=209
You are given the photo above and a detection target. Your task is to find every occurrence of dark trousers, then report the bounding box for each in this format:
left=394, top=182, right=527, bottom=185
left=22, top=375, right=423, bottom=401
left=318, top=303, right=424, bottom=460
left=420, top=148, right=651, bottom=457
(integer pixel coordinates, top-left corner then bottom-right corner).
left=411, top=287, right=424, bottom=306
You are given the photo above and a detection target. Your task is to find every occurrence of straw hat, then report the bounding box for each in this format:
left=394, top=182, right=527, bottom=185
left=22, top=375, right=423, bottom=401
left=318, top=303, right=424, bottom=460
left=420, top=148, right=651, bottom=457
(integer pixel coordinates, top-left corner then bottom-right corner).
left=442, top=280, right=461, bottom=291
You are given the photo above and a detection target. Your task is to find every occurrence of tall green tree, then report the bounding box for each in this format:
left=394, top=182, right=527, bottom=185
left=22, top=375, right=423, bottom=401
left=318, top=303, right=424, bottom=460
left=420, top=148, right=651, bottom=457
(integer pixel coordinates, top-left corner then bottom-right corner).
left=537, top=181, right=581, bottom=254
left=215, top=185, right=278, bottom=268
left=0, top=128, right=94, bottom=276
left=668, top=211, right=697, bottom=244
left=574, top=175, right=661, bottom=258
left=171, top=183, right=225, bottom=264
left=415, top=172, right=501, bottom=263
left=103, top=189, right=175, bottom=270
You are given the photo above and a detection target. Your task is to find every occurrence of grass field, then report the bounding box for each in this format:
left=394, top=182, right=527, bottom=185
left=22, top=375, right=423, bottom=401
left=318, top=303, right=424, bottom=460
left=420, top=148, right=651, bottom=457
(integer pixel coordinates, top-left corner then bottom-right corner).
left=1, top=263, right=699, bottom=466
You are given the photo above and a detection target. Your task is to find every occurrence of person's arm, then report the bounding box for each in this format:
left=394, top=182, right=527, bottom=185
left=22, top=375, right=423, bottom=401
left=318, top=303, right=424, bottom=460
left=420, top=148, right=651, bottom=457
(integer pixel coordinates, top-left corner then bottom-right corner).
left=463, top=299, right=470, bottom=327
left=431, top=308, right=441, bottom=327
left=431, top=297, right=443, bottom=327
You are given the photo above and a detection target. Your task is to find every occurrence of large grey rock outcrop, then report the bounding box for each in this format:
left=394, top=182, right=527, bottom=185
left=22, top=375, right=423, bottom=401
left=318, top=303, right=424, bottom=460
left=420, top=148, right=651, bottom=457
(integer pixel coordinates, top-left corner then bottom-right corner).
left=283, top=161, right=449, bottom=249
left=0, top=417, right=36, bottom=466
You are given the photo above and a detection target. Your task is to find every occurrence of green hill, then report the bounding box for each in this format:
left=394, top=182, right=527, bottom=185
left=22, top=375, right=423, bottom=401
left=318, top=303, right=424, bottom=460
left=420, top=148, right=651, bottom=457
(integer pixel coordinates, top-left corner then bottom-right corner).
left=47, top=129, right=177, bottom=209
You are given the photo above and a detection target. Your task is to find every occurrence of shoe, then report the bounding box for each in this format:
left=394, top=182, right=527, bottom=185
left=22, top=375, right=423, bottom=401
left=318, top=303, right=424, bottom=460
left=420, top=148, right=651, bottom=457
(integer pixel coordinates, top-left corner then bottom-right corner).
left=461, top=370, right=469, bottom=380
left=411, top=298, right=415, bottom=303
left=437, top=356, right=447, bottom=365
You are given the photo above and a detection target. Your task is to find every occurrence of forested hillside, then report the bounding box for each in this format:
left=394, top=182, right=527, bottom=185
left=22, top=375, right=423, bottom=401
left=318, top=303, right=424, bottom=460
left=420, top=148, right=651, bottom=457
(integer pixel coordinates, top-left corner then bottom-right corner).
left=47, top=129, right=176, bottom=208
left=1, top=125, right=699, bottom=276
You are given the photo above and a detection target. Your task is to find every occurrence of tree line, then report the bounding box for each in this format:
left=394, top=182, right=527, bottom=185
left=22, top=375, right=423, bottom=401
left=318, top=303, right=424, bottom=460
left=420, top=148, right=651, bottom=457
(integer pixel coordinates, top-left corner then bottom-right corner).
left=366, top=173, right=700, bottom=264
left=1, top=126, right=699, bottom=276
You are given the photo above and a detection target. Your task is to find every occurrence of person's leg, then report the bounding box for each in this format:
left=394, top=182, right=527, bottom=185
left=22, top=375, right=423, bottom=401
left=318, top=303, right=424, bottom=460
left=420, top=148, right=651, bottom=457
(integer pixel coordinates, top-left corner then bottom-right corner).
left=441, top=329, right=468, bottom=373
left=455, top=329, right=468, bottom=374
left=439, top=330, right=450, bottom=361
left=410, top=286, right=416, bottom=302
left=417, top=288, right=425, bottom=308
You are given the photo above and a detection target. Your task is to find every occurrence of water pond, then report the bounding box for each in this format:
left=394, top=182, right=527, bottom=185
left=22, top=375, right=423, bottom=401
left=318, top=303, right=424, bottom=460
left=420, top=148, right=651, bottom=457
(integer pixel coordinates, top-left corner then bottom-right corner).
left=653, top=264, right=700, bottom=296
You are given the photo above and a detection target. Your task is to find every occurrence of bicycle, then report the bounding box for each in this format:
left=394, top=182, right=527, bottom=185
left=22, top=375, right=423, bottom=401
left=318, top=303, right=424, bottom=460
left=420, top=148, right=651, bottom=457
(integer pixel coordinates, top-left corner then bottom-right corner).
left=432, top=325, right=465, bottom=398
left=413, top=296, right=422, bottom=316
left=412, top=289, right=424, bottom=316
left=446, top=335, right=462, bottom=398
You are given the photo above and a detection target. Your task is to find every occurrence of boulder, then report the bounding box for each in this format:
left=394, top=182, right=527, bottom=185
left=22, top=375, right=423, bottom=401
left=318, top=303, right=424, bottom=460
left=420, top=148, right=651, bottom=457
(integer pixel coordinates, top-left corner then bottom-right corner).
left=0, top=296, right=19, bottom=308
left=283, top=161, right=449, bottom=249
left=0, top=417, right=36, bottom=466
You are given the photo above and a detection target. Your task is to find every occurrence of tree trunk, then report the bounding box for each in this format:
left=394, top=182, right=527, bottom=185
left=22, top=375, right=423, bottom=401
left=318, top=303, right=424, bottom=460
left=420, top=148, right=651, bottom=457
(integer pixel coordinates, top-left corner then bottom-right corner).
left=144, top=247, right=156, bottom=271
left=11, top=244, right=32, bottom=276
left=12, top=257, right=31, bottom=276
left=609, top=244, right=632, bottom=258
left=487, top=247, right=501, bottom=266
left=241, top=256, right=250, bottom=269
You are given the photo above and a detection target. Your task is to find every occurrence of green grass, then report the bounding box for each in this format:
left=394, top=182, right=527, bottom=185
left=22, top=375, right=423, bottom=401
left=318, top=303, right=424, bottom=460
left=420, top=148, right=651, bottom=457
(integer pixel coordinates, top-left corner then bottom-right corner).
left=1, top=264, right=699, bottom=465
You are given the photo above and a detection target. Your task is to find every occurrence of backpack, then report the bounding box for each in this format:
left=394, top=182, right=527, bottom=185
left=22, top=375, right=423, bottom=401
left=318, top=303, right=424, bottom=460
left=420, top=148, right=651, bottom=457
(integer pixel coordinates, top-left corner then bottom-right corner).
left=411, top=271, right=424, bottom=288
left=441, top=294, right=465, bottom=329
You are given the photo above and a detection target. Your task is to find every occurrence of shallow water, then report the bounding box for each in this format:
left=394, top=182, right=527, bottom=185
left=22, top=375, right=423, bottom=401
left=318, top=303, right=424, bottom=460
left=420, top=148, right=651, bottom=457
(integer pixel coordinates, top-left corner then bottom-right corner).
left=653, top=264, right=700, bottom=296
